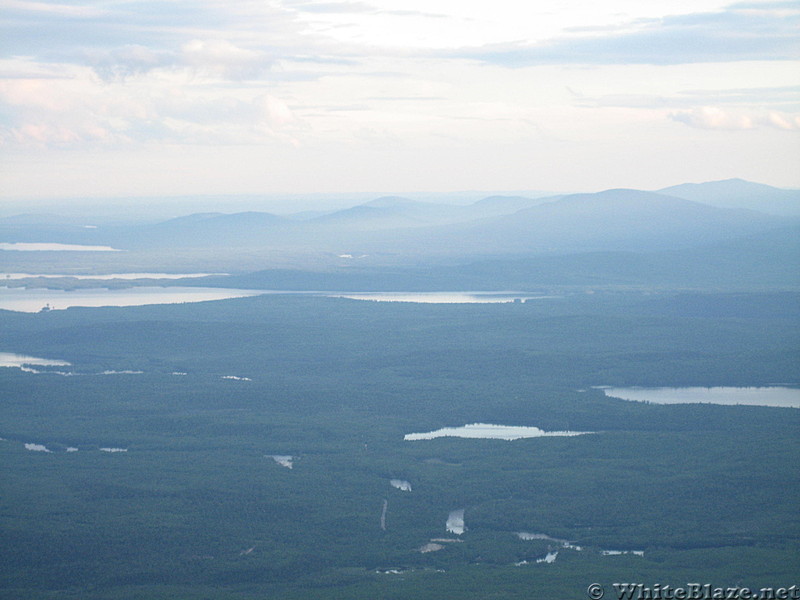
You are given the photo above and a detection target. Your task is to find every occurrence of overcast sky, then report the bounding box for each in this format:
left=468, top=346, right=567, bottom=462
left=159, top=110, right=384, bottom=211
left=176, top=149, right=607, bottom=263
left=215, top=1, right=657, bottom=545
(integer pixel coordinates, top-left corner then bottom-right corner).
left=1, top=0, right=798, bottom=201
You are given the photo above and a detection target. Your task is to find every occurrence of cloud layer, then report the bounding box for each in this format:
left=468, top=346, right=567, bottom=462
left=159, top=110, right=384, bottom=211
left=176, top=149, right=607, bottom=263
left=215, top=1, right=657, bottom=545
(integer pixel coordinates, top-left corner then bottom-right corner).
left=1, top=0, right=798, bottom=195
left=456, top=6, right=799, bottom=66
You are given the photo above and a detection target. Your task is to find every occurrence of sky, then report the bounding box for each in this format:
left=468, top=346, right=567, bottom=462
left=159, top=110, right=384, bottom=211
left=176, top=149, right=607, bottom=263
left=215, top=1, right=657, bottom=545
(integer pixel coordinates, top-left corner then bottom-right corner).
left=1, top=0, right=799, bottom=203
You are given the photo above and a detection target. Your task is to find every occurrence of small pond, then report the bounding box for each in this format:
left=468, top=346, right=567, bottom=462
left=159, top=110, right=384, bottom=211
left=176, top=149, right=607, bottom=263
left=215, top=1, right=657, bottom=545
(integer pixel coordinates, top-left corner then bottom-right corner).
left=446, top=509, right=465, bottom=535
left=0, top=352, right=70, bottom=371
left=390, top=479, right=412, bottom=491
left=405, top=423, right=593, bottom=441
left=269, top=455, right=293, bottom=469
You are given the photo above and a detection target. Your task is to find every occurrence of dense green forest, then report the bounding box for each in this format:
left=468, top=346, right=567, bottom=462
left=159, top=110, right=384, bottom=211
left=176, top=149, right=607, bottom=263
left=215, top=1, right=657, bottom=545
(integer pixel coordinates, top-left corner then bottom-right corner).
left=1, top=291, right=799, bottom=598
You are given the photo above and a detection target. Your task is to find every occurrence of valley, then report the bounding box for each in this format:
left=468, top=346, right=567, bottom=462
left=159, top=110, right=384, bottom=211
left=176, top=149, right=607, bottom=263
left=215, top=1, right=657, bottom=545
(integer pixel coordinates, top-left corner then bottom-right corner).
left=1, top=179, right=798, bottom=599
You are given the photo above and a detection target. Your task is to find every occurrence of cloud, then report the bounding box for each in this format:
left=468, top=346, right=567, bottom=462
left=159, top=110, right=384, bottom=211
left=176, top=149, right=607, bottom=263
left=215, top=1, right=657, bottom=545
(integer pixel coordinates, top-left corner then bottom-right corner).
left=765, top=111, right=800, bottom=130
left=180, top=39, right=274, bottom=79
left=75, top=38, right=280, bottom=82
left=1, top=0, right=798, bottom=198
left=576, top=86, right=800, bottom=111
left=167, top=97, right=300, bottom=145
left=1, top=0, right=308, bottom=64
left=450, top=5, right=800, bottom=66
left=3, top=0, right=109, bottom=19
left=729, top=0, right=800, bottom=10
left=678, top=85, right=800, bottom=109
left=0, top=0, right=352, bottom=88
left=670, top=107, right=755, bottom=130
left=669, top=106, right=800, bottom=130
left=284, top=0, right=449, bottom=20
left=0, top=62, right=301, bottom=147
left=82, top=45, right=173, bottom=80
left=1, top=1, right=209, bottom=57
left=286, top=1, right=376, bottom=14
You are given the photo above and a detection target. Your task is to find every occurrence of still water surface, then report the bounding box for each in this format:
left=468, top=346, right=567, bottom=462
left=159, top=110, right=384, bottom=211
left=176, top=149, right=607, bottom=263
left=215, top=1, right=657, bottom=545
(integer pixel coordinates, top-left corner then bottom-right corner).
left=602, top=387, right=800, bottom=408
left=390, top=479, right=412, bottom=491
left=0, top=243, right=121, bottom=251
left=0, top=286, right=558, bottom=311
left=446, top=509, right=465, bottom=535
left=330, top=292, right=554, bottom=303
left=0, top=352, right=70, bottom=369
left=405, top=423, right=593, bottom=441
left=2, top=272, right=225, bottom=280
left=0, top=286, right=264, bottom=312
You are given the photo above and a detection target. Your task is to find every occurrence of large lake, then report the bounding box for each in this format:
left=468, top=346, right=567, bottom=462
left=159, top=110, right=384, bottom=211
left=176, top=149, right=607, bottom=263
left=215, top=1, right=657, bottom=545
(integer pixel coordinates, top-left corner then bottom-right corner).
left=0, top=285, right=557, bottom=311
left=2, top=272, right=226, bottom=280
left=330, top=292, right=555, bottom=303
left=0, top=286, right=265, bottom=312
left=601, top=387, right=800, bottom=409
left=0, top=243, right=121, bottom=251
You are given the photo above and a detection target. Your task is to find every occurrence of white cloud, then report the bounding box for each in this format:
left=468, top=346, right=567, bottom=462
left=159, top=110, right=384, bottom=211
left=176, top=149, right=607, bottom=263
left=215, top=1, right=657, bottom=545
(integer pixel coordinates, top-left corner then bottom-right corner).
left=670, top=106, right=755, bottom=129
left=0, top=59, right=300, bottom=146
left=766, top=111, right=800, bottom=130
left=297, top=0, right=738, bottom=51
left=669, top=106, right=800, bottom=130
left=453, top=4, right=800, bottom=67
left=180, top=39, right=273, bottom=79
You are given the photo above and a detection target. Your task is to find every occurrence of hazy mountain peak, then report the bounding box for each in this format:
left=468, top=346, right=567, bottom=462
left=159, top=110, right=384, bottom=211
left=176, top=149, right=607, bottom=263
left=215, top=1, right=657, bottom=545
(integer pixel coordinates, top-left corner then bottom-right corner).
left=659, top=179, right=800, bottom=216
left=661, top=178, right=782, bottom=196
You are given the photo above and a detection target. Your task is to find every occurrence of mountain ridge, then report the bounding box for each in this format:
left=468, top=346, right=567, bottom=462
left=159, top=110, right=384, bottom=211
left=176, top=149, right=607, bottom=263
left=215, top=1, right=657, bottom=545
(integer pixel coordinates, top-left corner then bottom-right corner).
left=659, top=178, right=800, bottom=216
left=1, top=179, right=796, bottom=269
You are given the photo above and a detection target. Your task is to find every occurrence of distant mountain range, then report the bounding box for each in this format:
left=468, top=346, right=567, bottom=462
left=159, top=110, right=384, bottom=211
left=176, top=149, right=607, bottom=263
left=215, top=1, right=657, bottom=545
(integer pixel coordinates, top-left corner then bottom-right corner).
left=1, top=178, right=797, bottom=285
left=381, top=188, right=783, bottom=257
